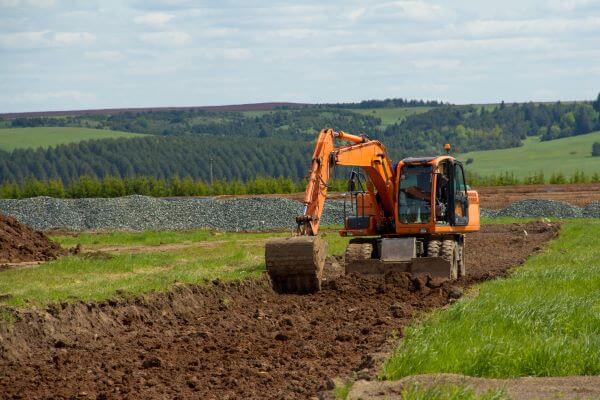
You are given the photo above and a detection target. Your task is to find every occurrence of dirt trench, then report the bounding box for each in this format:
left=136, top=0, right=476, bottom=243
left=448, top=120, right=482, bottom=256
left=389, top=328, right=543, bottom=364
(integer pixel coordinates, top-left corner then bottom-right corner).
left=0, top=222, right=558, bottom=400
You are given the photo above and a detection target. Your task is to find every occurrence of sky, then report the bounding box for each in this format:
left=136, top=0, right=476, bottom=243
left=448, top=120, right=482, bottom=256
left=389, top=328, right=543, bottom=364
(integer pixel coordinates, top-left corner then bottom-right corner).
left=1, top=0, right=600, bottom=112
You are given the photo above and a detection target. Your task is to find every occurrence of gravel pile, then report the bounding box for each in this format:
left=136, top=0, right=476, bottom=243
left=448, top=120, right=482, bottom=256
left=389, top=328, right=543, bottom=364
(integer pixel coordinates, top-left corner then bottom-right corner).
left=483, top=199, right=590, bottom=219
left=0, top=196, right=596, bottom=232
left=0, top=196, right=347, bottom=231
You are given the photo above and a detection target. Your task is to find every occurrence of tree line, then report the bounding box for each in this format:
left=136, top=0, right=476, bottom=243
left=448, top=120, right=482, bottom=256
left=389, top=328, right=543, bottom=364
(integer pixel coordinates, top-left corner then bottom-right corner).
left=1, top=170, right=598, bottom=199
left=310, top=98, right=445, bottom=109
left=382, top=100, right=600, bottom=156
left=466, top=170, right=600, bottom=186
left=0, top=175, right=350, bottom=199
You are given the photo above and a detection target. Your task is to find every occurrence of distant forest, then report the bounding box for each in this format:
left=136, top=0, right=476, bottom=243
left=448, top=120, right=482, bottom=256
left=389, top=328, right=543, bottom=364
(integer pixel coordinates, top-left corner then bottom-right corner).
left=1, top=96, right=600, bottom=186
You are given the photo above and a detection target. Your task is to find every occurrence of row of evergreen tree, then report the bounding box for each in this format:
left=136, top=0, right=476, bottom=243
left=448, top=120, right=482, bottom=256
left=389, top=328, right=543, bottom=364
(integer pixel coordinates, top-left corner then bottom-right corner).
left=0, top=136, right=314, bottom=184
left=0, top=175, right=351, bottom=199
left=0, top=170, right=597, bottom=199
left=466, top=170, right=600, bottom=186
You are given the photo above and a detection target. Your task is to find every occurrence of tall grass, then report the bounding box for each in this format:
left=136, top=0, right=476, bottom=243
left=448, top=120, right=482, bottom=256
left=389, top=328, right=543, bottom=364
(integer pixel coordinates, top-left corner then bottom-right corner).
left=382, top=220, right=600, bottom=379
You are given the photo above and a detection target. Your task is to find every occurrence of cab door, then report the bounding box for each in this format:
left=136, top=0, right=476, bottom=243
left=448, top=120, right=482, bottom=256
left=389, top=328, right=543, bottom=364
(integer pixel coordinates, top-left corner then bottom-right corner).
left=452, top=162, right=469, bottom=226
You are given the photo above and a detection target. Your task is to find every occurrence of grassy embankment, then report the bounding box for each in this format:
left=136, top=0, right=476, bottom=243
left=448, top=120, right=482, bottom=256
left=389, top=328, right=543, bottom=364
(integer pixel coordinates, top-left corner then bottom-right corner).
left=382, top=219, right=600, bottom=379
left=0, top=127, right=145, bottom=151
left=458, top=131, right=600, bottom=179
left=0, top=227, right=350, bottom=307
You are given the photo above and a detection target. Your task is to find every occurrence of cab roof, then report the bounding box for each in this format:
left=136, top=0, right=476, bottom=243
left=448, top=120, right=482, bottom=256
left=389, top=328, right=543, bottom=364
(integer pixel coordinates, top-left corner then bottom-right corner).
left=401, top=155, right=456, bottom=165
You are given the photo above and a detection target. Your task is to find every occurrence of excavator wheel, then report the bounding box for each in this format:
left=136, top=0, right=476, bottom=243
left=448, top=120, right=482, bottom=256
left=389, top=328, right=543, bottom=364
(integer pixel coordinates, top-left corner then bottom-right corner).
left=344, top=242, right=373, bottom=264
left=426, top=239, right=441, bottom=257
left=265, top=236, right=327, bottom=294
left=440, top=239, right=458, bottom=280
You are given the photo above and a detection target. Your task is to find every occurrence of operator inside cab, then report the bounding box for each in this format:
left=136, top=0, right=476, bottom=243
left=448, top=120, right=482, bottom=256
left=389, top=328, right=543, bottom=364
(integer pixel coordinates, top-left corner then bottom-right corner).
left=398, top=165, right=431, bottom=224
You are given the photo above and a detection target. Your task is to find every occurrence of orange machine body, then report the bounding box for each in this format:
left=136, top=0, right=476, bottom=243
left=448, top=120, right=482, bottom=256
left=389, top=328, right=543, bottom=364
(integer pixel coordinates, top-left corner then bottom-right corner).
left=297, top=128, right=480, bottom=239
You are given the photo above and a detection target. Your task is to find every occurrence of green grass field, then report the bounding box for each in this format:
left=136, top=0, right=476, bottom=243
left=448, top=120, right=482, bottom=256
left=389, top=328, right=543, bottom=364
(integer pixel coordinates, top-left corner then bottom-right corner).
left=382, top=219, right=600, bottom=379
left=0, top=127, right=146, bottom=151
left=458, top=131, right=600, bottom=179
left=0, top=228, right=350, bottom=307
left=352, top=107, right=432, bottom=127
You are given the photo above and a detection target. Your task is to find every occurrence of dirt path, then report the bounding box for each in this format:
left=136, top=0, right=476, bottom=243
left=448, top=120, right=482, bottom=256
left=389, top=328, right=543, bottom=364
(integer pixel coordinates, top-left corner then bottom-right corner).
left=349, top=373, right=600, bottom=399
left=0, top=223, right=558, bottom=400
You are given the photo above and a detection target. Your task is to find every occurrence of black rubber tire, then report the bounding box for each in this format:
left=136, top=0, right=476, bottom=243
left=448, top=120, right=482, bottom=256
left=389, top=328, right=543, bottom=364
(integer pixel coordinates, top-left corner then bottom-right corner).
left=427, top=239, right=441, bottom=257
left=441, top=239, right=458, bottom=280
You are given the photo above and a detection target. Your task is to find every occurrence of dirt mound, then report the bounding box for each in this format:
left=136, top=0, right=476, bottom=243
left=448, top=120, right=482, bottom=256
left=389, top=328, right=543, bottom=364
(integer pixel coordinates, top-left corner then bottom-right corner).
left=0, top=214, right=65, bottom=263
left=0, top=222, right=558, bottom=399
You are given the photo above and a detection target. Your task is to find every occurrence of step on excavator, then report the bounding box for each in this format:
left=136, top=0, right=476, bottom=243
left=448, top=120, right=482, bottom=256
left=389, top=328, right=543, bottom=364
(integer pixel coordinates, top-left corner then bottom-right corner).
left=265, top=128, right=480, bottom=294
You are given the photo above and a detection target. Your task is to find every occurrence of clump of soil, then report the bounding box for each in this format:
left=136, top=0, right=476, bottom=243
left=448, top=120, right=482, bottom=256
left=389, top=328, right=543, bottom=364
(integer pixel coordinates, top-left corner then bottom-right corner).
left=0, top=222, right=558, bottom=399
left=0, top=214, right=65, bottom=263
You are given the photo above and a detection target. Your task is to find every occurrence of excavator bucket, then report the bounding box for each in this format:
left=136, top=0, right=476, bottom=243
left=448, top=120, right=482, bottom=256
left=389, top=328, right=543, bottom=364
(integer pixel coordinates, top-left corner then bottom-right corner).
left=265, top=236, right=327, bottom=294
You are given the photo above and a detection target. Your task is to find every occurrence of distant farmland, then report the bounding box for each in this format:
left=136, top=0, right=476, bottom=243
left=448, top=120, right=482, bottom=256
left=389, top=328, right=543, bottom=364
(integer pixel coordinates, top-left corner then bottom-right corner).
left=458, top=130, right=600, bottom=179
left=0, top=127, right=145, bottom=151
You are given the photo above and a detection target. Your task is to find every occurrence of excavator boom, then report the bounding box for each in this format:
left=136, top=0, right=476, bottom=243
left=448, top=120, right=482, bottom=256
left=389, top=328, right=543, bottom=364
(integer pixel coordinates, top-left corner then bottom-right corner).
left=296, top=128, right=394, bottom=235
left=266, top=128, right=395, bottom=293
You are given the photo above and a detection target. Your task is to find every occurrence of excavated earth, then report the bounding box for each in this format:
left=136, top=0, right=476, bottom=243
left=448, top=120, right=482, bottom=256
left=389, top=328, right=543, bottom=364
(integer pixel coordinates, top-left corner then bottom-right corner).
left=0, top=222, right=559, bottom=400
left=0, top=214, right=65, bottom=264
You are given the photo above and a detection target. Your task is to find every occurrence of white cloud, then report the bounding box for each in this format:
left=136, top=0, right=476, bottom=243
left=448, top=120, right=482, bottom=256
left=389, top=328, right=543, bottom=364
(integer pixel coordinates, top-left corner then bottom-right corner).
left=379, top=1, right=453, bottom=22
left=323, top=37, right=556, bottom=58
left=203, top=48, right=253, bottom=61
left=411, top=59, right=461, bottom=70
left=84, top=50, right=122, bottom=61
left=52, top=32, right=95, bottom=46
left=546, top=0, right=599, bottom=12
left=0, top=31, right=95, bottom=49
left=134, top=12, right=174, bottom=27
left=220, top=48, right=252, bottom=60
left=347, top=8, right=366, bottom=22
left=140, top=31, right=190, bottom=46
left=14, top=90, right=95, bottom=104
left=0, top=0, right=54, bottom=7
left=201, top=28, right=239, bottom=38
left=464, top=17, right=600, bottom=37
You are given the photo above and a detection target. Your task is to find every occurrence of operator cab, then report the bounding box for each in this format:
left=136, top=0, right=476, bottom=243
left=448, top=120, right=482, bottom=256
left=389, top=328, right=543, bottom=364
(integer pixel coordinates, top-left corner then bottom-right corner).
left=398, top=156, right=470, bottom=227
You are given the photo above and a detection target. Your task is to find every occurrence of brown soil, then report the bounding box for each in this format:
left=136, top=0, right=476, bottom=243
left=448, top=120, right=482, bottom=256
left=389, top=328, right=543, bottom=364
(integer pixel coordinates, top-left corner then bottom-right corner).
left=349, top=373, right=600, bottom=399
left=0, top=214, right=65, bottom=264
left=476, top=183, right=600, bottom=209
left=0, top=222, right=558, bottom=400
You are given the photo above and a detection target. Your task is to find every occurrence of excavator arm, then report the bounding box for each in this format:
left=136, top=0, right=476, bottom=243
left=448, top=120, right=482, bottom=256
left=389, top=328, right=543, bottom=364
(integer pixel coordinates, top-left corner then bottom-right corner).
left=266, top=128, right=395, bottom=293
left=297, top=128, right=395, bottom=235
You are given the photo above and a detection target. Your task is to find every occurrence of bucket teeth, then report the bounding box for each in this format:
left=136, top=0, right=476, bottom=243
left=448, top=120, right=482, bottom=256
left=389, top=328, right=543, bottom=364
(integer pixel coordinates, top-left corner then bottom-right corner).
left=265, top=236, right=327, bottom=294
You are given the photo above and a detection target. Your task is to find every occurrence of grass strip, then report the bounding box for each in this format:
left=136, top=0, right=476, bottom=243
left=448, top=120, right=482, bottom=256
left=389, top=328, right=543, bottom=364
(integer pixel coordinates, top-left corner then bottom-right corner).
left=0, top=229, right=350, bottom=308
left=382, top=220, right=600, bottom=379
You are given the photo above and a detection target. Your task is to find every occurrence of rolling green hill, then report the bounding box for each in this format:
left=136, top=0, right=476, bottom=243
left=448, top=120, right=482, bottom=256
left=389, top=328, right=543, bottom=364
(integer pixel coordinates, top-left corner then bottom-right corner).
left=458, top=131, right=600, bottom=178
left=352, top=106, right=432, bottom=127
left=0, top=127, right=146, bottom=151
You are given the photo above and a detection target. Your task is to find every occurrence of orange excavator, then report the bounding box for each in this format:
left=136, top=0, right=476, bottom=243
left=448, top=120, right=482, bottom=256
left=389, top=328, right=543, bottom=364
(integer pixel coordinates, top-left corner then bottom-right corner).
left=265, top=128, right=480, bottom=294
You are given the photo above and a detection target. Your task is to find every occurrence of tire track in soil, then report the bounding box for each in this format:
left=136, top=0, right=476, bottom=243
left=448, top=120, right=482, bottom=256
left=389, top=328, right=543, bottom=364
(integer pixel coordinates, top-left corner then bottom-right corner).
left=0, top=222, right=559, bottom=400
